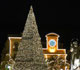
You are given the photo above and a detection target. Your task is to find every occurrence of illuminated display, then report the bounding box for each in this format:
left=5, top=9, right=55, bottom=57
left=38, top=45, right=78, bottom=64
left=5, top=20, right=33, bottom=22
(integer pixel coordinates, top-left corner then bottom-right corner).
left=49, top=39, right=56, bottom=47
left=8, top=33, right=67, bottom=70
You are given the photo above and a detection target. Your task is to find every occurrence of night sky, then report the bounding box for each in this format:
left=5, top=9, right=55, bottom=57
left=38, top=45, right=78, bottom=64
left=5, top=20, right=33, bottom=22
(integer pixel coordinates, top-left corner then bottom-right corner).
left=0, top=1, right=80, bottom=57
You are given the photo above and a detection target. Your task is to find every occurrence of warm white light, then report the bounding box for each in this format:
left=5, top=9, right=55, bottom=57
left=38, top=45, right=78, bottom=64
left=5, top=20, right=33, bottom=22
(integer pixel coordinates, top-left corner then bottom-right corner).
left=45, top=55, right=47, bottom=58
left=49, top=48, right=55, bottom=52
left=70, top=48, right=73, bottom=52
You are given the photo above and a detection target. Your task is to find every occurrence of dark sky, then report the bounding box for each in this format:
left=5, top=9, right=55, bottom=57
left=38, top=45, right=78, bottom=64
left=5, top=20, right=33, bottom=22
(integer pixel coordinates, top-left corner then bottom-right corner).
left=0, top=1, right=80, bottom=56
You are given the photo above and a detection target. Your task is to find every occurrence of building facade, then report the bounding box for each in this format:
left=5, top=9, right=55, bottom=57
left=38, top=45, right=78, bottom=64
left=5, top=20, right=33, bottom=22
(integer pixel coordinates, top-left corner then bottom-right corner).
left=8, top=33, right=67, bottom=70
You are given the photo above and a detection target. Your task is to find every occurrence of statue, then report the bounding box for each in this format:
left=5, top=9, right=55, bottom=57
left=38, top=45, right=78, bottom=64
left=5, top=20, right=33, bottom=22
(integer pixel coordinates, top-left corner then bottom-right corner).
left=70, top=38, right=80, bottom=70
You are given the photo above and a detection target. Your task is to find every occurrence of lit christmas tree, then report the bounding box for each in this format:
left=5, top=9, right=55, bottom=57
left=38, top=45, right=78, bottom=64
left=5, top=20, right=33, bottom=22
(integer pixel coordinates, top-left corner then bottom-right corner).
left=13, top=6, right=47, bottom=70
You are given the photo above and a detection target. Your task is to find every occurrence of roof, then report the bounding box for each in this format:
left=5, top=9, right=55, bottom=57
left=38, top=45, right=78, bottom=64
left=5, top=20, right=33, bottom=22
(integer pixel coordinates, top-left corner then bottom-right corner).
left=45, top=33, right=60, bottom=37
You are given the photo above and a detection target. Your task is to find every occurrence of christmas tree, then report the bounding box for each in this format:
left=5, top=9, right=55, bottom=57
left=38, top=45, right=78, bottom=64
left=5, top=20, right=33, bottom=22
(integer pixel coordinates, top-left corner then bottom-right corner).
left=13, top=6, right=47, bottom=70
